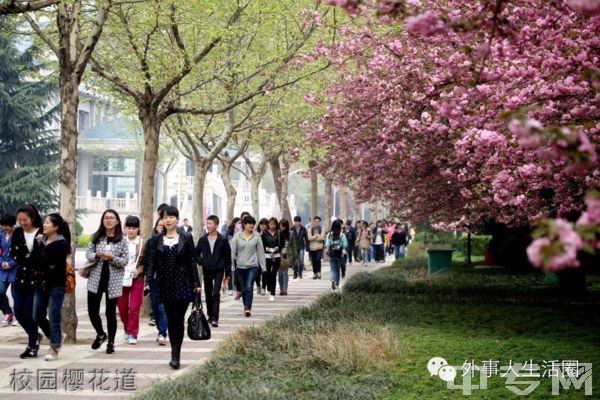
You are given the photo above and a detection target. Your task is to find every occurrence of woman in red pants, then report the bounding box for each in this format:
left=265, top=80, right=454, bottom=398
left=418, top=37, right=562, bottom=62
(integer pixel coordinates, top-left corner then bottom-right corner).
left=117, top=216, right=145, bottom=345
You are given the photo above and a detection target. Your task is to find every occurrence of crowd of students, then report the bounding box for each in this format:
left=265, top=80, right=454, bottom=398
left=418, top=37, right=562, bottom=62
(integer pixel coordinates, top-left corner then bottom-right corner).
left=0, top=203, right=411, bottom=369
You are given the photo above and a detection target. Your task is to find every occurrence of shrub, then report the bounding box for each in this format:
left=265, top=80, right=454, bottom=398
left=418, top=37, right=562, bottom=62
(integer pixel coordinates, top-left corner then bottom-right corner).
left=456, top=235, right=491, bottom=257
left=406, top=242, right=427, bottom=258
left=77, top=234, right=92, bottom=248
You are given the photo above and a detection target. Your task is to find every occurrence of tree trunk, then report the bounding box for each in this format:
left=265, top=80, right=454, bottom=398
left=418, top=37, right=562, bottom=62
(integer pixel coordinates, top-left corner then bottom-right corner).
left=58, top=76, right=79, bottom=343
left=339, top=186, right=348, bottom=222
left=192, top=162, right=209, bottom=242
left=269, top=156, right=291, bottom=221
left=325, top=179, right=333, bottom=230
left=139, top=107, right=161, bottom=241
left=309, top=161, right=318, bottom=220
left=280, top=167, right=292, bottom=222
left=250, top=175, right=261, bottom=219
left=219, top=161, right=237, bottom=224
left=161, top=170, right=169, bottom=205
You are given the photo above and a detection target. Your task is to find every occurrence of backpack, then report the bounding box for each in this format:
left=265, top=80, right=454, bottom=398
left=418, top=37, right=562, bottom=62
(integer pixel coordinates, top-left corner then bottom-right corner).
left=327, top=233, right=344, bottom=259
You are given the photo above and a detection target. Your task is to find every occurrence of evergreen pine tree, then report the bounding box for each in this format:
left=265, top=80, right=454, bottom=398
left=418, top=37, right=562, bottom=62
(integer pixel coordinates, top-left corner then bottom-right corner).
left=0, top=23, right=58, bottom=213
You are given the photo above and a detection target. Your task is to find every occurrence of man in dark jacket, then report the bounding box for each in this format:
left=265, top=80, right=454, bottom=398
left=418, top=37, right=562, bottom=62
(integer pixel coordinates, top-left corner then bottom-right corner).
left=291, top=216, right=309, bottom=279
left=344, top=220, right=356, bottom=265
left=195, top=215, right=231, bottom=327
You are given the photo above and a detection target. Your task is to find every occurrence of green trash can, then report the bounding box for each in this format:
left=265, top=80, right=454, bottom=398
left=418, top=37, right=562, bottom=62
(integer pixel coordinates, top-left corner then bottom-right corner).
left=427, top=248, right=455, bottom=274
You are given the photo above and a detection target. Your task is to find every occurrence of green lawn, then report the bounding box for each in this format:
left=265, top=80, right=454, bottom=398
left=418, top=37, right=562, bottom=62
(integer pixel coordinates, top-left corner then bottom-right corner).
left=135, top=260, right=600, bottom=399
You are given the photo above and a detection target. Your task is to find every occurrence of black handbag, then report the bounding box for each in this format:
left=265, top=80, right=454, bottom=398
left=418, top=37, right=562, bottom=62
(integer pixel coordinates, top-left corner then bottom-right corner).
left=187, top=293, right=211, bottom=341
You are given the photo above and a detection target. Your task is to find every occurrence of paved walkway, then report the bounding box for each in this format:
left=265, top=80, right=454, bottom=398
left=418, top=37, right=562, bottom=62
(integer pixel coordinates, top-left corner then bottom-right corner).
left=0, top=257, right=392, bottom=399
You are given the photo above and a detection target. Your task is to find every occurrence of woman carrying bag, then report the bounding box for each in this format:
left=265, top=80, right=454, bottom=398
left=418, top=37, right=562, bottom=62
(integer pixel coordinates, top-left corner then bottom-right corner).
left=145, top=206, right=201, bottom=370
left=85, top=209, right=128, bottom=355
left=278, top=219, right=297, bottom=296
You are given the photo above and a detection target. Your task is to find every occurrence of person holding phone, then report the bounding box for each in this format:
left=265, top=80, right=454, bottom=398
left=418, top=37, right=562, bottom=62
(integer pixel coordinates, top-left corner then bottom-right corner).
left=85, top=209, right=128, bottom=355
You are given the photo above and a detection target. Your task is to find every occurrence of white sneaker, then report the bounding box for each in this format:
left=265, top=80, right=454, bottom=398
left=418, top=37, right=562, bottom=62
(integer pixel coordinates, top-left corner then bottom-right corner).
left=269, top=295, right=275, bottom=302
left=44, top=348, right=58, bottom=361
left=124, top=332, right=130, bottom=341
left=228, top=290, right=234, bottom=296
left=1, top=313, right=14, bottom=326
left=128, top=336, right=137, bottom=345
left=157, top=335, right=167, bottom=346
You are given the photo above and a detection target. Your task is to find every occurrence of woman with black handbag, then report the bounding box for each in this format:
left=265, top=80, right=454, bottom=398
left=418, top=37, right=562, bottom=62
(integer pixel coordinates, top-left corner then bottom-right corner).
left=145, top=206, right=201, bottom=370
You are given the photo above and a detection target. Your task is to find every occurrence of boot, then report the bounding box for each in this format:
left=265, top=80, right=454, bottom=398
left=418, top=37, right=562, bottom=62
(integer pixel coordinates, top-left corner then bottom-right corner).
left=169, top=349, right=181, bottom=369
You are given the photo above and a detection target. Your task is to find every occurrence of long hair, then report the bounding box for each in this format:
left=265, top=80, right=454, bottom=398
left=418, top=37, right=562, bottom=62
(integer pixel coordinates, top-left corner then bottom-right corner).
left=16, top=204, right=43, bottom=229
left=257, top=218, right=269, bottom=234
left=279, top=218, right=290, bottom=243
left=46, top=213, right=72, bottom=255
left=92, top=209, right=123, bottom=244
left=330, top=220, right=342, bottom=240
left=227, top=217, right=241, bottom=235
left=267, top=217, right=279, bottom=233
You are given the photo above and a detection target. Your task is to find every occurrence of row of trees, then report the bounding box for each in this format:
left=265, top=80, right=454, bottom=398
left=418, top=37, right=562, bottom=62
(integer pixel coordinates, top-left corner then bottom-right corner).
left=0, top=0, right=345, bottom=341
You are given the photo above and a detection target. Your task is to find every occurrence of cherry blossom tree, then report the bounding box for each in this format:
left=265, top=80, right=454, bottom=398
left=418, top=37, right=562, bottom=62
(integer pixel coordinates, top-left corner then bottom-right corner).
left=312, top=0, right=599, bottom=272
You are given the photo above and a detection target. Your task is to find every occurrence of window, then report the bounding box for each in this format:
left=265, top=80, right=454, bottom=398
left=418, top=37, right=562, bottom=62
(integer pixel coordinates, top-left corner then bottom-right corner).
left=185, top=159, right=195, bottom=177
left=78, top=110, right=90, bottom=131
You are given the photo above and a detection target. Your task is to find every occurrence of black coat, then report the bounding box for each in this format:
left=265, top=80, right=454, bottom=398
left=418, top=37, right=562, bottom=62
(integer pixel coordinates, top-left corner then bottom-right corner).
left=10, top=226, right=43, bottom=291
left=144, top=232, right=200, bottom=294
left=291, top=225, right=309, bottom=250
left=30, top=235, right=69, bottom=290
left=195, top=232, right=232, bottom=276
left=391, top=231, right=408, bottom=246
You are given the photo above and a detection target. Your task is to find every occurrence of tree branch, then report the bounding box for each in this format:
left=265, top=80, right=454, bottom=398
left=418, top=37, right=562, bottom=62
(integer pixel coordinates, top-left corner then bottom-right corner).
left=24, top=13, right=59, bottom=57
left=0, top=0, right=57, bottom=15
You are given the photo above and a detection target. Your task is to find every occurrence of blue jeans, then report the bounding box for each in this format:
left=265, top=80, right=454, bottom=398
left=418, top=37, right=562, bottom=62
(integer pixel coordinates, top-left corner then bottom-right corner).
left=294, top=249, right=305, bottom=278
left=330, top=257, right=343, bottom=286
left=33, top=286, right=65, bottom=349
left=361, top=249, right=370, bottom=265
left=12, top=286, right=40, bottom=348
left=149, top=279, right=168, bottom=337
left=0, top=280, right=13, bottom=315
left=278, top=269, right=289, bottom=290
left=236, top=267, right=258, bottom=309
left=369, top=246, right=374, bottom=262
left=394, top=245, right=406, bottom=260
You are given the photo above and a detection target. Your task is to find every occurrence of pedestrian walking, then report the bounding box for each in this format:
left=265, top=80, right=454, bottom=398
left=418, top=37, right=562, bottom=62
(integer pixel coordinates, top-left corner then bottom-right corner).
left=10, top=204, right=45, bottom=358
left=118, top=216, right=145, bottom=345
left=392, top=224, right=409, bottom=260
left=31, top=213, right=70, bottom=361
left=307, top=216, right=326, bottom=279
left=144, top=218, right=169, bottom=346
left=262, top=217, right=281, bottom=302
left=225, top=218, right=241, bottom=297
left=145, top=206, right=201, bottom=369
left=372, top=221, right=386, bottom=263
left=256, top=218, right=269, bottom=295
left=325, top=220, right=348, bottom=291
left=0, top=213, right=17, bottom=327
left=230, top=215, right=266, bottom=317
left=278, top=219, right=297, bottom=295
left=196, top=215, right=231, bottom=328
left=86, top=209, right=129, bottom=354
left=291, top=216, right=308, bottom=279
left=356, top=221, right=372, bottom=267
